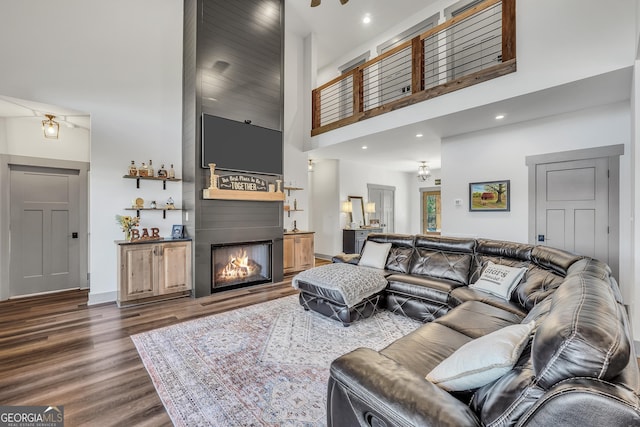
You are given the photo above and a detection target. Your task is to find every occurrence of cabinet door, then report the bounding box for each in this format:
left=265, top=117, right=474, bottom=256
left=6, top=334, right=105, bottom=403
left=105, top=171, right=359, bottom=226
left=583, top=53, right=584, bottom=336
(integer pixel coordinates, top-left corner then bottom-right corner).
left=295, top=235, right=315, bottom=271
left=158, top=242, right=192, bottom=295
left=120, top=244, right=156, bottom=301
left=355, top=231, right=367, bottom=254
left=283, top=235, right=295, bottom=274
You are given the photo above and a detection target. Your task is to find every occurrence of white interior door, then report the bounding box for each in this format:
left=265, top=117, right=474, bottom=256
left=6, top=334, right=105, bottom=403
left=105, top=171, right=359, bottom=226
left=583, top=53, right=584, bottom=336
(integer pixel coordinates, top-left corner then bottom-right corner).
left=10, top=166, right=80, bottom=297
left=535, top=158, right=609, bottom=262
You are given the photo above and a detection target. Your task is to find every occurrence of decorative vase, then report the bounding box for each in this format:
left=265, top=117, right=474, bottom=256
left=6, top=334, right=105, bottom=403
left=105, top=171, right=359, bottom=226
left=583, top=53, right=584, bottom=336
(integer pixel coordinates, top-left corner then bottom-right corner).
left=124, top=229, right=131, bottom=241
left=276, top=179, right=282, bottom=193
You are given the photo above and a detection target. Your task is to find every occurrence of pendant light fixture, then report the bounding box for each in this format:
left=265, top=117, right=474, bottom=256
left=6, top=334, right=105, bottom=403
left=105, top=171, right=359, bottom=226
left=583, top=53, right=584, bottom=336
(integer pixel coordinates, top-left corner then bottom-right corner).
left=417, top=161, right=431, bottom=181
left=42, top=114, right=60, bottom=139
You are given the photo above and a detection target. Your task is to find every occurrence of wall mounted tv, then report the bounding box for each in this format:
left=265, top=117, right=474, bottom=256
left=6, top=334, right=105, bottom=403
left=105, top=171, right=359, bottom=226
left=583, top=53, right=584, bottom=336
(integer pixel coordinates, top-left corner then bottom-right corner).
left=201, top=114, right=283, bottom=176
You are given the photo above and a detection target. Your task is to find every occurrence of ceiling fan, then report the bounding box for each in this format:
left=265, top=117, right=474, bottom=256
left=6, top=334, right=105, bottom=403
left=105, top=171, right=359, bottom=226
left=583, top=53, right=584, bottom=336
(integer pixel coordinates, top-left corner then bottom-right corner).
left=311, top=0, right=349, bottom=7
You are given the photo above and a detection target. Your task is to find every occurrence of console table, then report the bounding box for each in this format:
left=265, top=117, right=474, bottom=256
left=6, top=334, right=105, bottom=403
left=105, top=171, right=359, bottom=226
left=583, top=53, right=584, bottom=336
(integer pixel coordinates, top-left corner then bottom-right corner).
left=342, top=228, right=383, bottom=254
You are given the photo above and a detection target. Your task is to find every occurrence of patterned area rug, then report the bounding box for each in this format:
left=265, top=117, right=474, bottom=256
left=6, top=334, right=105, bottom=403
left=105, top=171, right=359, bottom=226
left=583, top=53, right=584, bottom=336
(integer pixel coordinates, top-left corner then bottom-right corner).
left=132, top=294, right=420, bottom=426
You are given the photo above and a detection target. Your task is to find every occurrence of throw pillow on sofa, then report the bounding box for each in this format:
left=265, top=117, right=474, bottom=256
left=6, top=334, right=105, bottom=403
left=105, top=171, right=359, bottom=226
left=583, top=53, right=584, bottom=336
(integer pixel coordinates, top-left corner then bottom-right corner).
left=469, top=261, right=527, bottom=300
left=426, top=320, right=535, bottom=391
left=358, top=241, right=392, bottom=269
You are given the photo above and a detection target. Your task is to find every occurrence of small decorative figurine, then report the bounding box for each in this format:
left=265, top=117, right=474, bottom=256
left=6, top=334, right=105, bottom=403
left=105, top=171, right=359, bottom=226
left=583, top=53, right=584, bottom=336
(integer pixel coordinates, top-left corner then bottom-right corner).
left=208, top=163, right=218, bottom=189
left=166, top=197, right=175, bottom=209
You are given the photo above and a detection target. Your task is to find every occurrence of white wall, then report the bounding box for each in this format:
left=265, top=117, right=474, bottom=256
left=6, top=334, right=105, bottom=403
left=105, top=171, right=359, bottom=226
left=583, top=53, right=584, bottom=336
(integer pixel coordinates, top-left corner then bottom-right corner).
left=441, top=102, right=630, bottom=242
left=308, top=158, right=414, bottom=257
left=309, top=159, right=340, bottom=256
left=631, top=62, right=640, bottom=340
left=3, top=118, right=90, bottom=162
left=284, top=27, right=310, bottom=233
left=0, top=119, right=7, bottom=153
left=0, top=0, right=184, bottom=303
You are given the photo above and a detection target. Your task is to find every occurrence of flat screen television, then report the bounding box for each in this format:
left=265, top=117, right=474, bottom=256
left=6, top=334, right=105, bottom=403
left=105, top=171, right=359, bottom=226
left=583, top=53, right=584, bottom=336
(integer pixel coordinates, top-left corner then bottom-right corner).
left=201, top=114, right=283, bottom=175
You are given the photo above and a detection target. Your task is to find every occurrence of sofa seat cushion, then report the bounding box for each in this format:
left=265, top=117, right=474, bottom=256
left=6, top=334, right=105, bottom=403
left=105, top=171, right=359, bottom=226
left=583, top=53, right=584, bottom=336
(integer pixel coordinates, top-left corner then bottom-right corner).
left=381, top=322, right=473, bottom=377
left=451, top=287, right=527, bottom=318
left=434, top=300, right=524, bottom=339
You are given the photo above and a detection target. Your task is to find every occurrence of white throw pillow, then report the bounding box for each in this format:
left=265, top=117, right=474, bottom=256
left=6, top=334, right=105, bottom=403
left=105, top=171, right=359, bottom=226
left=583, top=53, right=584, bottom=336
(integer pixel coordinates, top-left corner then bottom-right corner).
left=426, top=321, right=535, bottom=391
left=469, top=261, right=527, bottom=300
left=358, top=241, right=392, bottom=269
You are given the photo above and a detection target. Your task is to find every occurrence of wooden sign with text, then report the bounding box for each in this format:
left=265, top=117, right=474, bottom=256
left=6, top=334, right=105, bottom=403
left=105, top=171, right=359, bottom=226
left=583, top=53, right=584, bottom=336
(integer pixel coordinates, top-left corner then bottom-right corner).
left=218, top=174, right=268, bottom=192
left=131, top=227, right=161, bottom=241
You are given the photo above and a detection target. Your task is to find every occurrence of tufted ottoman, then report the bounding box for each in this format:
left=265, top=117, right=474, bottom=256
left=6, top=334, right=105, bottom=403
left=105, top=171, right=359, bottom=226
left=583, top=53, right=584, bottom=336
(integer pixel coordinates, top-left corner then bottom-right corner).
left=292, top=263, right=388, bottom=326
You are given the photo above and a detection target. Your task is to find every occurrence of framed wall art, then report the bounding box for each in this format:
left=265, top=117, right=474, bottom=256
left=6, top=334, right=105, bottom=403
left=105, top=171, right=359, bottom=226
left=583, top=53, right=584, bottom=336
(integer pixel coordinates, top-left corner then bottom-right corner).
left=171, top=224, right=185, bottom=239
left=469, top=180, right=510, bottom=212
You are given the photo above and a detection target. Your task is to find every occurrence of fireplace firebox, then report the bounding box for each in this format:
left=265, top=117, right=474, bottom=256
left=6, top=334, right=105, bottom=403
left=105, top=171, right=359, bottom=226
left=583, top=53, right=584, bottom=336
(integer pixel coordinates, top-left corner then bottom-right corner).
left=211, top=240, right=273, bottom=291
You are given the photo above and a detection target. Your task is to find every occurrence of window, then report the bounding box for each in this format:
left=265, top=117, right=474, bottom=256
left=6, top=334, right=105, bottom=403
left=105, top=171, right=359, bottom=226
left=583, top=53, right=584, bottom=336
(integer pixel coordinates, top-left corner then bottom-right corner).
left=422, top=190, right=441, bottom=235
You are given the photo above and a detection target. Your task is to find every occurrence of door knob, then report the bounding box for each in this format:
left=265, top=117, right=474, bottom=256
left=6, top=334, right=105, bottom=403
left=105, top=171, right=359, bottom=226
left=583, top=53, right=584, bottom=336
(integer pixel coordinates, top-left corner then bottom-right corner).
left=72, top=232, right=78, bottom=239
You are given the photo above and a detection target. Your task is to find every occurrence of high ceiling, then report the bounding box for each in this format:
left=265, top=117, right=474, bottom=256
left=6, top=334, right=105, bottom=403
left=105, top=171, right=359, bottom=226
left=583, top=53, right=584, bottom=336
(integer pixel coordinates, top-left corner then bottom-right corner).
left=286, top=0, right=438, bottom=70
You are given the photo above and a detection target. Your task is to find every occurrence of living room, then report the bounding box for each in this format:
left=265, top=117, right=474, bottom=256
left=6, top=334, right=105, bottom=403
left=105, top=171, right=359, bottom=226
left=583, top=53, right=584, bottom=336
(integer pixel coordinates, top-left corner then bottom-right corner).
left=0, top=0, right=639, bottom=424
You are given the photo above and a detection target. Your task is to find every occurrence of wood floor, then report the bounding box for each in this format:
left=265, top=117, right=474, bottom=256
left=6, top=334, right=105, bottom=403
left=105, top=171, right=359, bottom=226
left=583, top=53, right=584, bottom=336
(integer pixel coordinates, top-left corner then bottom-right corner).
left=0, top=265, right=330, bottom=427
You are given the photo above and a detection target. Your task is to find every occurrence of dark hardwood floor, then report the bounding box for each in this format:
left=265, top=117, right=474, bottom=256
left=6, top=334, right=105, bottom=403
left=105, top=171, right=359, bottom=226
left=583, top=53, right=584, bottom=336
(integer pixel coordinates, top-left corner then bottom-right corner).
left=0, top=262, right=329, bottom=427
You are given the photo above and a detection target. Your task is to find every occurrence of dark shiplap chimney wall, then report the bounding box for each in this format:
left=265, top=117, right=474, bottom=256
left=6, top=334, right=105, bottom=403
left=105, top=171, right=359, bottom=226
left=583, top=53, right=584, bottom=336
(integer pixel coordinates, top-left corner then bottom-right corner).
left=182, top=0, right=285, bottom=297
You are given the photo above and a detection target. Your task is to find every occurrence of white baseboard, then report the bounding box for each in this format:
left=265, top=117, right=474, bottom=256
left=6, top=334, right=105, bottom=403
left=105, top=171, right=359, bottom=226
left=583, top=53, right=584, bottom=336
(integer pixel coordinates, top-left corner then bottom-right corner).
left=88, top=291, right=117, bottom=306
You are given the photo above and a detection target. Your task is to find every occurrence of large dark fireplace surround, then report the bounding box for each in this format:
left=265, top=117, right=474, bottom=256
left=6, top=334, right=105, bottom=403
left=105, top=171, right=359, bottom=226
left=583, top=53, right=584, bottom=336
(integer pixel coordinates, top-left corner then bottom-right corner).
left=182, top=0, right=285, bottom=297
left=192, top=191, right=284, bottom=297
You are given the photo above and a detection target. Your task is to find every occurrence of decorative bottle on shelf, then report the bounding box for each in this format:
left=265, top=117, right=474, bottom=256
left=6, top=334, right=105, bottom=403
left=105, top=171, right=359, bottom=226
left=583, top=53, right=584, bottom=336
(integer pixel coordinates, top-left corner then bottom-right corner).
left=293, top=199, right=298, bottom=210
left=139, top=162, right=148, bottom=177
left=157, top=164, right=167, bottom=178
left=168, top=164, right=175, bottom=179
left=147, top=160, right=155, bottom=177
left=128, top=160, right=137, bottom=176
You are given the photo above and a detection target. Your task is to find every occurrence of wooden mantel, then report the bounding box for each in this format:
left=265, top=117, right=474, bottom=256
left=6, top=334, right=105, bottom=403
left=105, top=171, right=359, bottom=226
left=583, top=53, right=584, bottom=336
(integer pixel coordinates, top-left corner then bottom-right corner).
left=202, top=188, right=285, bottom=202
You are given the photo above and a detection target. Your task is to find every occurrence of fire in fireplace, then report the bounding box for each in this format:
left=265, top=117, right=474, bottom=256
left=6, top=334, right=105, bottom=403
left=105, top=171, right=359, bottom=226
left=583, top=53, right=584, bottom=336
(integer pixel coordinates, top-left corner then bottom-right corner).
left=211, top=241, right=272, bottom=291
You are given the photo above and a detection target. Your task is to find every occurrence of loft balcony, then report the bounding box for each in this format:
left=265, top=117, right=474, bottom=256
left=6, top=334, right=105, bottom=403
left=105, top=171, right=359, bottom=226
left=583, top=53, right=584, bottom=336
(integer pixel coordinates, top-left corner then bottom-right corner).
left=311, top=0, right=516, bottom=137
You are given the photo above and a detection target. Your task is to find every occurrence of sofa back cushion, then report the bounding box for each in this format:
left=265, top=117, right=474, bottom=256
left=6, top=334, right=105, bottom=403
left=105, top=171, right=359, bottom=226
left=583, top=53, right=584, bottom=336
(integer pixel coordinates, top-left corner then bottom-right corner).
left=470, top=239, right=533, bottom=282
left=531, top=245, right=584, bottom=276
left=410, top=236, right=475, bottom=285
left=531, top=272, right=630, bottom=389
left=366, top=233, right=415, bottom=273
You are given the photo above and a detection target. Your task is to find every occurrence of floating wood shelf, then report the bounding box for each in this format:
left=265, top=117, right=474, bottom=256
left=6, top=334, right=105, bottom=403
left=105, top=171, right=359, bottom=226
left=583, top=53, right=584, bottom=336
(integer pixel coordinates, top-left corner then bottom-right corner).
left=202, top=188, right=285, bottom=202
left=125, top=207, right=182, bottom=219
left=123, top=175, right=181, bottom=190
left=283, top=186, right=304, bottom=196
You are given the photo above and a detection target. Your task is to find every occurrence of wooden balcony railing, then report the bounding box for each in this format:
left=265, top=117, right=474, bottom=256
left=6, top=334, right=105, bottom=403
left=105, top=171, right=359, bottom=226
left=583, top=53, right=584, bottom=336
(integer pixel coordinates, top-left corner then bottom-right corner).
left=311, top=0, right=516, bottom=136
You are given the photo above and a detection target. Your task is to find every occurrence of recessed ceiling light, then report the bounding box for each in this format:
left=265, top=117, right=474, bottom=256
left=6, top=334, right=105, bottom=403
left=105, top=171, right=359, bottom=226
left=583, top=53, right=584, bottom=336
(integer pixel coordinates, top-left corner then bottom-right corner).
left=416, top=133, right=423, bottom=138
left=362, top=145, right=368, bottom=150
left=495, top=114, right=505, bottom=120
left=363, top=14, right=371, bottom=24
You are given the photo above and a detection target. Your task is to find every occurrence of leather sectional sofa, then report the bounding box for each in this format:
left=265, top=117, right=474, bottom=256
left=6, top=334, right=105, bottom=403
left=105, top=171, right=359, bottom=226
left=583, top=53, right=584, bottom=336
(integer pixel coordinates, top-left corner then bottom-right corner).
left=326, top=233, right=640, bottom=426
